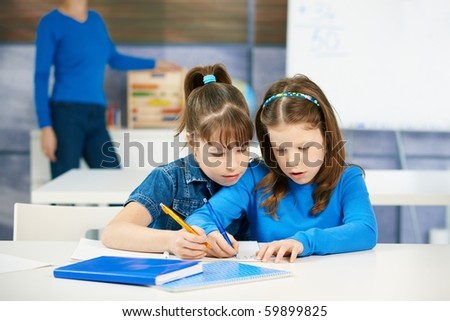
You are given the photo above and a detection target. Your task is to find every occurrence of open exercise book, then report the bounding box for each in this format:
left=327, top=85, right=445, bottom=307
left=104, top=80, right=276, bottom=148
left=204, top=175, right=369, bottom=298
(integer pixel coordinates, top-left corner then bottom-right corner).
left=64, top=238, right=292, bottom=292
left=159, top=261, right=291, bottom=292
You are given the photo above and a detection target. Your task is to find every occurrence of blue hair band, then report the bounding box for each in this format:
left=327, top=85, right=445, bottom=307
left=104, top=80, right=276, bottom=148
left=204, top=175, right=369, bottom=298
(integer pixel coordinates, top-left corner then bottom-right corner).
left=262, top=92, right=320, bottom=108
left=203, top=74, right=216, bottom=85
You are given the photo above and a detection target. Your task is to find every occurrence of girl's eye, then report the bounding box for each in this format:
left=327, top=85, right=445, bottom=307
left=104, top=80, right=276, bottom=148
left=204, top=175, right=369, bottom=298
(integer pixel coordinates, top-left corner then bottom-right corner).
left=210, top=152, right=225, bottom=157
left=238, top=146, right=249, bottom=153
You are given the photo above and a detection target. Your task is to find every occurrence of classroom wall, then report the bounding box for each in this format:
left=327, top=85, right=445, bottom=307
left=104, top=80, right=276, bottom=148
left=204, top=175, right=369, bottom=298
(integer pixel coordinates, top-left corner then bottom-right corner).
left=1, top=43, right=449, bottom=243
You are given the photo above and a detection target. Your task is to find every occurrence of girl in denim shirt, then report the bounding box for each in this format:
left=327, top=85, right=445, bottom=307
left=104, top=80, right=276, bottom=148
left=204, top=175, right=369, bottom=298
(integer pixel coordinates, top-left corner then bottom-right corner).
left=102, top=64, right=254, bottom=259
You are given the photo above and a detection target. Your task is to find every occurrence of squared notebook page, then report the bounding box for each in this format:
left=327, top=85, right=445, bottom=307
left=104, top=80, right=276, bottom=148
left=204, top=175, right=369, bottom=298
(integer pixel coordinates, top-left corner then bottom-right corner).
left=72, top=238, right=261, bottom=262
left=158, top=261, right=292, bottom=292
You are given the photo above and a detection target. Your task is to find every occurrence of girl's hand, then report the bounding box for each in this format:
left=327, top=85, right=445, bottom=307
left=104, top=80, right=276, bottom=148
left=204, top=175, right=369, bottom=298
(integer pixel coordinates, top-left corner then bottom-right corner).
left=256, top=239, right=304, bottom=263
left=168, top=226, right=208, bottom=260
left=206, top=231, right=239, bottom=258
left=155, top=60, right=182, bottom=71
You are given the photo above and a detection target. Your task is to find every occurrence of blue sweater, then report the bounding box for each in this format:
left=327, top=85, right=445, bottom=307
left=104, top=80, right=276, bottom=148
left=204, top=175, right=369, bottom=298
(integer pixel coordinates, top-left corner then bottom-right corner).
left=34, top=9, right=156, bottom=128
left=186, top=161, right=378, bottom=256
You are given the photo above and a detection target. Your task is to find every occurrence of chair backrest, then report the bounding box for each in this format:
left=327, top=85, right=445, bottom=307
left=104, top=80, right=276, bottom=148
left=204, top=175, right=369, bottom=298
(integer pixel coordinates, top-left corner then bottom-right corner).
left=13, top=203, right=121, bottom=241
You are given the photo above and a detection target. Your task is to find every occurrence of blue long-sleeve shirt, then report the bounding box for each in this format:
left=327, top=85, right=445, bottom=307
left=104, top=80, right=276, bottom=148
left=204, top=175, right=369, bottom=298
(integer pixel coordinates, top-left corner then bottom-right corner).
left=186, top=161, right=378, bottom=257
left=34, top=9, right=156, bottom=128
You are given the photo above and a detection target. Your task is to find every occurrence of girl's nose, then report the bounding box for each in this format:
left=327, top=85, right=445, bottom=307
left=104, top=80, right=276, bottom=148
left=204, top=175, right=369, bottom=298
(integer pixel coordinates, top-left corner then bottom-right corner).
left=286, top=150, right=301, bottom=168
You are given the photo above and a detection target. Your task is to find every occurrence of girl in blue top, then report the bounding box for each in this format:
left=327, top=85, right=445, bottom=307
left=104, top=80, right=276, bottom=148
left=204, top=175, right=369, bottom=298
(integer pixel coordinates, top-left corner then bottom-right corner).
left=186, top=74, right=378, bottom=262
left=35, top=0, right=178, bottom=178
left=102, top=64, right=254, bottom=260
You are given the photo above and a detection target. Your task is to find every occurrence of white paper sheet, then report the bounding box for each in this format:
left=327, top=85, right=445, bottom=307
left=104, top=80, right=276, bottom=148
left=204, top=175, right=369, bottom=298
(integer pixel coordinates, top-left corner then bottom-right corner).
left=0, top=253, right=51, bottom=274
left=235, top=241, right=260, bottom=261
left=71, top=238, right=260, bottom=262
left=71, top=238, right=163, bottom=260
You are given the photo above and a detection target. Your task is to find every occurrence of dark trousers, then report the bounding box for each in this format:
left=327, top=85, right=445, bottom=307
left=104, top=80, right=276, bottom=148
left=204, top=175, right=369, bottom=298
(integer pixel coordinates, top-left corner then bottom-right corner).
left=50, top=102, right=120, bottom=179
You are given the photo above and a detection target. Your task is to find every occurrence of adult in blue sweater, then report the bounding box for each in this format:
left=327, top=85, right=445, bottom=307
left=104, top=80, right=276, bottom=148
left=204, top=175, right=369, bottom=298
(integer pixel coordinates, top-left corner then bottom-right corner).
left=34, top=0, right=178, bottom=178
left=186, top=74, right=378, bottom=262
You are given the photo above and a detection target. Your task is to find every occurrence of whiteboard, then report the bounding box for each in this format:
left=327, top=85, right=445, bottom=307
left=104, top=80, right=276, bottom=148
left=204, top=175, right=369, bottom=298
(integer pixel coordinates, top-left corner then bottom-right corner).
left=286, top=0, right=450, bottom=131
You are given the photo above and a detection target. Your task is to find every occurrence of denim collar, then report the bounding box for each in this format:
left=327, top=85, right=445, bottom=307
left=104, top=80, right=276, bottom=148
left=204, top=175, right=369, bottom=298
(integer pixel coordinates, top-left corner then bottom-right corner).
left=184, top=153, right=208, bottom=183
left=184, top=154, right=219, bottom=194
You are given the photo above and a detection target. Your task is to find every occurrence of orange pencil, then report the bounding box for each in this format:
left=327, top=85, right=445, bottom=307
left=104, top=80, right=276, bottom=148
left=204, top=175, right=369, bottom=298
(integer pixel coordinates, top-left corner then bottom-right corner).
left=160, top=203, right=212, bottom=249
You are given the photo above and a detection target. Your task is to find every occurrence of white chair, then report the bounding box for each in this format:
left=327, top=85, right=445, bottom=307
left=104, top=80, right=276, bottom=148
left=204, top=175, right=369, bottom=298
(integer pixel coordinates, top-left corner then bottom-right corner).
left=13, top=203, right=121, bottom=241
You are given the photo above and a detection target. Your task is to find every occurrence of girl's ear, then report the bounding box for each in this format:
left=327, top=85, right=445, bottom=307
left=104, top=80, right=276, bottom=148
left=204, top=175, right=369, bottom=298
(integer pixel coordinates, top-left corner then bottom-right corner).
left=186, top=132, right=195, bottom=149
left=186, top=132, right=200, bottom=161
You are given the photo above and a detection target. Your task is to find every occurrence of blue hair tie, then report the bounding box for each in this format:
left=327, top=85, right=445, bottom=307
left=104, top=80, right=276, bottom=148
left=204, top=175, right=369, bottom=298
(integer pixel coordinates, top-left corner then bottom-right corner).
left=203, top=74, right=216, bottom=85
left=262, top=92, right=320, bottom=108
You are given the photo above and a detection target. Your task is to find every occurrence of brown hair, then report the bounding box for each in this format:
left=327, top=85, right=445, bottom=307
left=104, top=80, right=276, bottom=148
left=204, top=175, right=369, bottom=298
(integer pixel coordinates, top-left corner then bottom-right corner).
left=177, top=64, right=253, bottom=147
left=255, top=74, right=350, bottom=217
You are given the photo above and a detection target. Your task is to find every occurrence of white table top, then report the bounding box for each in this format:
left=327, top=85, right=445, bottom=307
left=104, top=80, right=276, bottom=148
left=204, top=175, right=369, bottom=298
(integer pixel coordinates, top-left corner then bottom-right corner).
left=31, top=168, right=150, bottom=205
left=1, top=241, right=450, bottom=301
left=31, top=168, right=450, bottom=206
left=364, top=169, right=450, bottom=205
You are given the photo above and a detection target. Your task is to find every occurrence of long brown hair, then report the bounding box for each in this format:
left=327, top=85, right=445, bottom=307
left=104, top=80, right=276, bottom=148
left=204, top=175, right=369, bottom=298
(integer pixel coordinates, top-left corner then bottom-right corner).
left=255, top=74, right=348, bottom=217
left=177, top=64, right=253, bottom=147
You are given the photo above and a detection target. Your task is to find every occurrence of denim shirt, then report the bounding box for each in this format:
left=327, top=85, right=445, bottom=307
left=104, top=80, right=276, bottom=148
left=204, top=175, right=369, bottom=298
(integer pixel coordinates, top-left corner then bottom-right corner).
left=126, top=154, right=250, bottom=240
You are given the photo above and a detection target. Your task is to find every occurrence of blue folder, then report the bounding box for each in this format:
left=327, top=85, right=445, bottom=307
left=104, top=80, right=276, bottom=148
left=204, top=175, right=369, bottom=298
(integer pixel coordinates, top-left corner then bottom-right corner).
left=53, top=256, right=203, bottom=286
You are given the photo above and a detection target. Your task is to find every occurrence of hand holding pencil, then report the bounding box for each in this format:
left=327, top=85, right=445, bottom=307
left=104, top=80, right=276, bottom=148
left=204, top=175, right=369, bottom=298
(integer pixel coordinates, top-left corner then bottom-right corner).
left=160, top=203, right=212, bottom=249
left=203, top=198, right=238, bottom=258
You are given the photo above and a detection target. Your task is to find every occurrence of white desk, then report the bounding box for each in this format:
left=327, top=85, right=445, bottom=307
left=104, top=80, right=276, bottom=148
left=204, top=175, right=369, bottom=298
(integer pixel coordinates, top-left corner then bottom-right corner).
left=30, top=128, right=190, bottom=190
left=31, top=168, right=450, bottom=206
left=31, top=169, right=150, bottom=205
left=365, top=170, right=450, bottom=243
left=364, top=170, right=450, bottom=206
left=1, top=241, right=449, bottom=300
